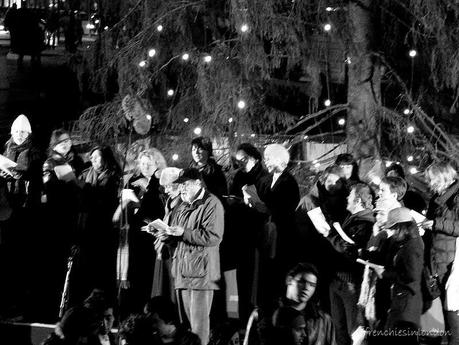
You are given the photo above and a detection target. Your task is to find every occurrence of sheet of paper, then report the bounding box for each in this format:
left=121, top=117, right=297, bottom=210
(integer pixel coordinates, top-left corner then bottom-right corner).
left=356, top=258, right=384, bottom=270
left=410, top=209, right=426, bottom=225
left=150, top=218, right=169, bottom=232
left=0, top=154, right=17, bottom=176
left=54, top=164, right=75, bottom=181
left=307, top=207, right=331, bottom=234
left=122, top=189, right=140, bottom=204
left=332, top=222, right=355, bottom=244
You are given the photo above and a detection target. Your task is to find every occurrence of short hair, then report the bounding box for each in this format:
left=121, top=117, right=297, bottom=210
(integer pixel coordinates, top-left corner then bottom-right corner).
left=286, top=262, right=319, bottom=283
left=351, top=183, right=373, bottom=209
left=119, top=314, right=154, bottom=345
left=138, top=148, right=167, bottom=171
left=49, top=128, right=71, bottom=152
left=335, top=153, right=355, bottom=166
left=144, top=296, right=179, bottom=326
left=191, top=136, right=213, bottom=157
left=380, top=176, right=407, bottom=201
left=236, top=142, right=262, bottom=162
left=386, top=164, right=405, bottom=179
left=425, top=162, right=457, bottom=193
left=264, top=144, right=290, bottom=169
left=318, top=164, right=342, bottom=185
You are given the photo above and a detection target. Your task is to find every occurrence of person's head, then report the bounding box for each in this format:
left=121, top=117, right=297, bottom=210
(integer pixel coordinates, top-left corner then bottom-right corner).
left=378, top=176, right=407, bottom=202
left=272, top=307, right=307, bottom=345
left=11, top=114, right=31, bottom=146
left=384, top=207, right=418, bottom=241
left=319, top=165, right=343, bottom=192
left=89, top=145, right=121, bottom=174
left=335, top=153, right=358, bottom=181
left=144, top=296, right=179, bottom=340
left=235, top=143, right=262, bottom=173
left=119, top=314, right=155, bottom=345
left=159, top=167, right=182, bottom=199
left=425, top=162, right=457, bottom=195
left=175, top=168, right=204, bottom=203
left=137, top=148, right=167, bottom=179
left=49, top=128, right=72, bottom=156
left=386, top=163, right=405, bottom=179
left=264, top=144, right=290, bottom=174
left=101, top=307, right=114, bottom=335
left=347, top=183, right=373, bottom=214
left=191, top=136, right=213, bottom=166
left=285, top=262, right=318, bottom=306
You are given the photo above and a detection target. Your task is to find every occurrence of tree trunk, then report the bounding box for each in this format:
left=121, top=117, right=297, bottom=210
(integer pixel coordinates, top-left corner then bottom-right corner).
left=346, top=0, right=381, bottom=159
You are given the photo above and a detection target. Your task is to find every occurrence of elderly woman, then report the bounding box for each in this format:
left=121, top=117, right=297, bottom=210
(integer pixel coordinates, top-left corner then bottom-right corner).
left=425, top=162, right=459, bottom=345
left=70, top=145, right=121, bottom=306
left=116, top=148, right=167, bottom=316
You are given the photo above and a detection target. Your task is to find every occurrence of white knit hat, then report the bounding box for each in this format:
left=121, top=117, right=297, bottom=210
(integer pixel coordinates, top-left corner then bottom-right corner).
left=11, top=114, right=32, bottom=134
left=159, top=167, right=182, bottom=186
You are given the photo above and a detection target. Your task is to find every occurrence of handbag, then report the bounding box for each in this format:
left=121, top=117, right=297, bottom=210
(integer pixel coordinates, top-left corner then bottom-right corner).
left=421, top=266, right=441, bottom=313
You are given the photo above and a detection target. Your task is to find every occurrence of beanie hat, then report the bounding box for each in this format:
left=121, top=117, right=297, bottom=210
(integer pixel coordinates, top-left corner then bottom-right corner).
left=11, top=114, right=32, bottom=134
left=159, top=167, right=182, bottom=186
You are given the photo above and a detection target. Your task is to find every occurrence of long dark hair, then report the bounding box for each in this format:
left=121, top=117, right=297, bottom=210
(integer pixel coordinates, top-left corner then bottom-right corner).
left=90, top=145, right=122, bottom=176
left=48, top=128, right=71, bottom=154
left=391, top=221, right=419, bottom=242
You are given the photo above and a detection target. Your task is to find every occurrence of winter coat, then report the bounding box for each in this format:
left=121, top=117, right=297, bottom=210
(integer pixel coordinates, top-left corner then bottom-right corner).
left=190, top=159, right=228, bottom=201
left=382, top=234, right=424, bottom=329
left=326, top=209, right=375, bottom=282
left=172, top=189, right=224, bottom=290
left=426, top=180, right=459, bottom=282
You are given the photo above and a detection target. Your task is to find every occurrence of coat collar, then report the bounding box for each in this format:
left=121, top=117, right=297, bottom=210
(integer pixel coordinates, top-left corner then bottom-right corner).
left=436, top=180, right=459, bottom=204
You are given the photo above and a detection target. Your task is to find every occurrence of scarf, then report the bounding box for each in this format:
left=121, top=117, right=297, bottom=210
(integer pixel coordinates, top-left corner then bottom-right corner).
left=84, top=167, right=109, bottom=186
left=358, top=265, right=378, bottom=324
left=445, top=237, right=459, bottom=311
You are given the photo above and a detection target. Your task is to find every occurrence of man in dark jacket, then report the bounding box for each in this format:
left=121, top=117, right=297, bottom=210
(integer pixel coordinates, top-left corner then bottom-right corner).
left=321, top=183, right=375, bottom=345
left=159, top=168, right=224, bottom=345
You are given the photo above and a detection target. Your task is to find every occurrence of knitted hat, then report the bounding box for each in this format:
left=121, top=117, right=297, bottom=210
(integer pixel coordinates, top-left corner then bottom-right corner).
left=159, top=167, right=182, bottom=186
left=11, top=114, right=32, bottom=134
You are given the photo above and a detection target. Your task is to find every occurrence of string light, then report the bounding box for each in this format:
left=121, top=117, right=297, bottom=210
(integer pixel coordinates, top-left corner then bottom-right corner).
left=148, top=49, right=156, bottom=57
left=407, top=155, right=414, bottom=162
left=240, top=24, right=249, bottom=32
left=303, top=135, right=308, bottom=140
left=409, top=49, right=417, bottom=58
left=325, top=6, right=333, bottom=11
left=403, top=108, right=410, bottom=115
left=409, top=167, right=418, bottom=174
left=237, top=100, right=246, bottom=109
left=183, top=117, right=189, bottom=123
left=228, top=117, right=233, bottom=123
left=86, top=23, right=95, bottom=30
left=338, top=118, right=345, bottom=126
left=194, top=127, right=202, bottom=135
left=204, top=55, right=212, bottom=63
left=385, top=161, right=393, bottom=167
left=407, top=125, right=415, bottom=134
left=172, top=154, right=179, bottom=161
left=323, top=23, right=332, bottom=32
left=250, top=134, right=256, bottom=138
left=138, top=60, right=147, bottom=67
left=324, top=99, right=331, bottom=107
left=182, top=53, right=190, bottom=61
left=157, top=25, right=163, bottom=32
left=146, top=114, right=152, bottom=121
left=167, top=89, right=174, bottom=97
left=104, top=26, right=109, bottom=31
left=345, top=57, right=351, bottom=64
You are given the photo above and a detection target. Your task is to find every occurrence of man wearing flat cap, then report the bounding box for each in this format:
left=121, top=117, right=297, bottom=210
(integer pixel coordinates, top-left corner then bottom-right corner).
left=159, top=167, right=224, bottom=345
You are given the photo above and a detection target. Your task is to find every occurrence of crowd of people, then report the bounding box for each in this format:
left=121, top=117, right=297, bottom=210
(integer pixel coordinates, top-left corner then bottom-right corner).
left=0, top=113, right=458, bottom=345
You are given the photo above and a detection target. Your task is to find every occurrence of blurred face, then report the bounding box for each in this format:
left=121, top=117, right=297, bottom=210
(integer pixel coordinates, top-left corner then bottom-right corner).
left=290, top=316, right=307, bottom=345
left=286, top=272, right=317, bottom=305
left=164, top=183, right=180, bottom=199
left=192, top=145, right=209, bottom=166
left=339, top=164, right=353, bottom=180
left=428, top=173, right=446, bottom=194
left=264, top=152, right=283, bottom=174
left=180, top=179, right=201, bottom=203
left=375, top=209, right=388, bottom=227
left=90, top=149, right=104, bottom=171
left=346, top=189, right=360, bottom=213
left=139, top=155, right=157, bottom=179
left=102, top=308, right=114, bottom=335
left=378, top=182, right=396, bottom=201
left=150, top=312, right=175, bottom=339
left=236, top=150, right=257, bottom=173
left=324, top=173, right=341, bottom=192
left=12, top=129, right=29, bottom=146
left=53, top=134, right=72, bottom=156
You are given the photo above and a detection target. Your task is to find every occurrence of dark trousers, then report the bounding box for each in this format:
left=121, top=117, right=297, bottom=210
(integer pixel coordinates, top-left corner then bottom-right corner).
left=329, top=278, right=360, bottom=345
left=444, top=310, right=459, bottom=345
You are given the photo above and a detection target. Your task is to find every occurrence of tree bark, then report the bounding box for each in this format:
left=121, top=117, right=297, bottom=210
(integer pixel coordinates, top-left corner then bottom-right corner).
left=346, top=0, right=381, bottom=159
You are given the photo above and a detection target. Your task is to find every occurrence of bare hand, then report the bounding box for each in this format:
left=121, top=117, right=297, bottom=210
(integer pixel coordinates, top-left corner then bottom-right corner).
left=372, top=265, right=385, bottom=279
left=422, top=220, right=434, bottom=230
left=166, top=226, right=184, bottom=237
left=131, top=178, right=149, bottom=191
left=119, top=280, right=130, bottom=289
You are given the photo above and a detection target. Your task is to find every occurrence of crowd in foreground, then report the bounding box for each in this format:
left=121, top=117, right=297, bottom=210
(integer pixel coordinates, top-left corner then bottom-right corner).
left=0, top=114, right=458, bottom=345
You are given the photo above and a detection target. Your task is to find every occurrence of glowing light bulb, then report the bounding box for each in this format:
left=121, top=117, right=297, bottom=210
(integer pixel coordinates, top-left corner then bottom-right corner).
left=403, top=108, right=410, bottom=115
left=138, top=60, right=147, bottom=67
left=338, top=118, right=345, bottom=126
left=157, top=25, right=163, bottom=32
left=182, top=53, right=190, bottom=61
left=409, top=167, right=418, bottom=174
left=372, top=176, right=382, bottom=185
left=325, top=6, right=333, bottom=12
left=407, top=125, right=415, bottom=134
left=194, top=127, right=202, bottom=135
left=303, top=135, right=308, bottom=140
left=228, top=117, right=233, bottom=123
left=345, top=57, right=351, bottom=64
left=237, top=100, right=246, bottom=109
left=172, top=154, right=179, bottom=161
left=250, top=134, right=256, bottom=138
left=104, top=26, right=109, bottom=31
left=323, top=23, right=332, bottom=32
left=409, top=49, right=417, bottom=58
left=314, top=162, right=321, bottom=168
left=183, top=117, right=189, bottom=123
left=146, top=114, right=152, bottom=121
left=240, top=24, right=249, bottom=32
left=148, top=49, right=156, bottom=57
left=324, top=99, right=331, bottom=107
left=385, top=161, right=393, bottom=167
left=167, top=89, right=174, bottom=97
left=204, top=55, right=212, bottom=63
left=407, top=155, right=414, bottom=162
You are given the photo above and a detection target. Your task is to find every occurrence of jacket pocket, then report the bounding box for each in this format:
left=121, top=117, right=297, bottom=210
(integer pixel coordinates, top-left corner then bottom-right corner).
left=181, top=249, right=208, bottom=278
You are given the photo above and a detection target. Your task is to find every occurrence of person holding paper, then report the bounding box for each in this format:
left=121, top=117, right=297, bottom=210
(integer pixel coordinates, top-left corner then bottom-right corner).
left=323, top=183, right=374, bottom=345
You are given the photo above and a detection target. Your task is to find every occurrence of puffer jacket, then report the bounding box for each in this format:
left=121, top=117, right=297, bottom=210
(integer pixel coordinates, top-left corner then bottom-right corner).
left=172, top=189, right=224, bottom=290
left=427, top=180, right=459, bottom=282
